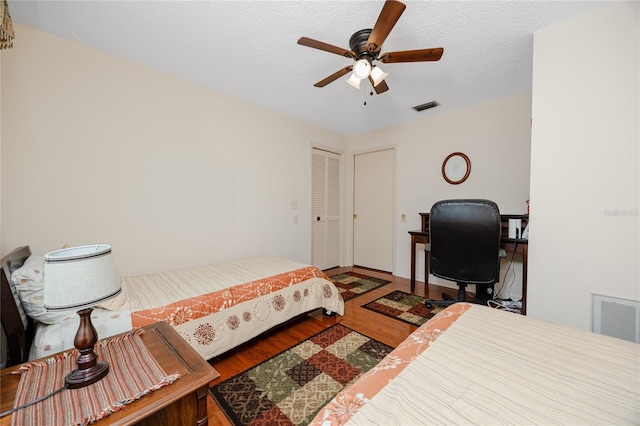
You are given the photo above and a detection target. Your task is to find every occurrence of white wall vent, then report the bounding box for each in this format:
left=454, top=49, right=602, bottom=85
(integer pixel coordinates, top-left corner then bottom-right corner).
left=591, top=293, right=640, bottom=343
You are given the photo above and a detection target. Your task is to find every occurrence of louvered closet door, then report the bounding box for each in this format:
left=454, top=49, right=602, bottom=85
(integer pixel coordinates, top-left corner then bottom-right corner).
left=312, top=148, right=341, bottom=270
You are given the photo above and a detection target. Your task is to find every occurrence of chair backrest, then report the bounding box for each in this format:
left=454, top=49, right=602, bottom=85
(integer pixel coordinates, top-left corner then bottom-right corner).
left=429, top=199, right=501, bottom=285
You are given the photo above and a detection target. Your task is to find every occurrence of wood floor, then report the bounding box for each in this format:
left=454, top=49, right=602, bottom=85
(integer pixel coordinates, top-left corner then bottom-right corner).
left=205, top=267, right=456, bottom=425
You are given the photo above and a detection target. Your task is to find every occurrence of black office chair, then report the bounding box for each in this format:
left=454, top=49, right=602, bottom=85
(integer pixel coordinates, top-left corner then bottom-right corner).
left=425, top=199, right=504, bottom=308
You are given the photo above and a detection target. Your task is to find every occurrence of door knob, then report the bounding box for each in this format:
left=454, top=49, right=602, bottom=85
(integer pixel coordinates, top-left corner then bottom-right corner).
left=316, top=216, right=321, bottom=221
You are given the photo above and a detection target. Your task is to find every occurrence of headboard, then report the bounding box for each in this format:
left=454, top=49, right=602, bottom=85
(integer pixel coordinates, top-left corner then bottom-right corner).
left=1, top=246, right=34, bottom=367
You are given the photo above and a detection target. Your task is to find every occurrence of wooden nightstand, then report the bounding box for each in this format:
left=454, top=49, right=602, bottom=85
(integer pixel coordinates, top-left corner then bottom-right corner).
left=0, top=321, right=220, bottom=425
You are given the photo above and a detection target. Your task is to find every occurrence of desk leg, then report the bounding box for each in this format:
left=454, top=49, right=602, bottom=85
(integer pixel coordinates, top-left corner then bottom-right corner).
left=522, top=244, right=528, bottom=315
left=410, top=235, right=417, bottom=293
left=424, top=251, right=429, bottom=298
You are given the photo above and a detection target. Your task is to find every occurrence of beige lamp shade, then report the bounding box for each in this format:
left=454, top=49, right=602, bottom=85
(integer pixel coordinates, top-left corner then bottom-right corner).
left=346, top=73, right=362, bottom=89
left=370, top=65, right=388, bottom=87
left=353, top=58, right=371, bottom=79
left=44, top=245, right=121, bottom=312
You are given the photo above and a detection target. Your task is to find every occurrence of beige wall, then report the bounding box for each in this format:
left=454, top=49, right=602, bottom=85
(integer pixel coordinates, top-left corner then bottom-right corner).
left=1, top=24, right=347, bottom=276
left=2, top=23, right=533, bottom=299
left=529, top=2, right=639, bottom=328
left=349, top=93, right=532, bottom=298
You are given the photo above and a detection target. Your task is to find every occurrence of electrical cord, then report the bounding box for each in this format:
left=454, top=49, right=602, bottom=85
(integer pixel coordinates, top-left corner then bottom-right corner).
left=489, top=240, right=524, bottom=313
left=487, top=299, right=521, bottom=313
left=0, top=384, right=67, bottom=418
left=495, top=240, right=518, bottom=300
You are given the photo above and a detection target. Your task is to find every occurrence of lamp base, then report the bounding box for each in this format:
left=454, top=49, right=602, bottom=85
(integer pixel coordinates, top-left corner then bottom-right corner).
left=65, top=361, right=110, bottom=389
left=66, top=307, right=110, bottom=389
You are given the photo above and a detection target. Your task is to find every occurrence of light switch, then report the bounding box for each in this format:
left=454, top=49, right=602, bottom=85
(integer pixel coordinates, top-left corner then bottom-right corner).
left=293, top=215, right=298, bottom=224
left=401, top=214, right=406, bottom=223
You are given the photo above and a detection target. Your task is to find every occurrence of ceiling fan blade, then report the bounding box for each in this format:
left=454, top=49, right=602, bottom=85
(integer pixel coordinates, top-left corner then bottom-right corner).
left=298, top=37, right=355, bottom=59
left=366, top=0, right=406, bottom=53
left=369, top=76, right=389, bottom=94
left=314, top=66, right=354, bottom=87
left=379, top=47, right=444, bottom=63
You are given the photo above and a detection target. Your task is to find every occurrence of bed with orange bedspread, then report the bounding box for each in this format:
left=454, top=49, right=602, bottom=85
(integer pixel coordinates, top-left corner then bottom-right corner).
left=4, top=248, right=344, bottom=362
left=312, top=302, right=639, bottom=425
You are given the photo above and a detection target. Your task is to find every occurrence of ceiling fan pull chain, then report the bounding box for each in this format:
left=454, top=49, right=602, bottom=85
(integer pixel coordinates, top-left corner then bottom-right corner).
left=363, top=82, right=367, bottom=106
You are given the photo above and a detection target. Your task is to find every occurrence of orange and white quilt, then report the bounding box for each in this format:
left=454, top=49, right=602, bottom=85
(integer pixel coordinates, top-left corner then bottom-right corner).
left=35, top=257, right=344, bottom=361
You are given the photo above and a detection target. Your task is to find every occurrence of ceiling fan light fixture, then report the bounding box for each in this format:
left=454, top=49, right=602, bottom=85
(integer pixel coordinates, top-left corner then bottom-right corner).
left=370, top=66, right=388, bottom=87
left=299, top=1, right=444, bottom=95
left=353, top=58, right=372, bottom=79
left=346, top=73, right=362, bottom=89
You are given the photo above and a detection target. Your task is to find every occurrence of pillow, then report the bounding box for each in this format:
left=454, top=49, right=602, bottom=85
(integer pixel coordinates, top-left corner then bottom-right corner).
left=10, top=255, right=70, bottom=325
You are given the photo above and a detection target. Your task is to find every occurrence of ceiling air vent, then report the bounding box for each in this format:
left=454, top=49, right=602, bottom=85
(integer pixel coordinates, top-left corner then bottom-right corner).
left=412, top=101, right=439, bottom=112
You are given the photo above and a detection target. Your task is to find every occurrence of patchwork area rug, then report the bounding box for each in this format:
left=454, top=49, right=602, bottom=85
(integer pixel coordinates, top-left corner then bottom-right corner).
left=327, top=271, right=391, bottom=301
left=210, top=323, right=394, bottom=426
left=362, top=290, right=443, bottom=326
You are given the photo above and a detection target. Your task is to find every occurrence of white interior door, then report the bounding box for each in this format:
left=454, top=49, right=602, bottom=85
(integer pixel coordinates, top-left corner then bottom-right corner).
left=311, top=148, right=341, bottom=270
left=353, top=149, right=394, bottom=272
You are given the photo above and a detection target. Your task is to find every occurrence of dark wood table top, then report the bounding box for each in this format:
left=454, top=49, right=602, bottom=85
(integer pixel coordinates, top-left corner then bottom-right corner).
left=0, top=321, right=219, bottom=425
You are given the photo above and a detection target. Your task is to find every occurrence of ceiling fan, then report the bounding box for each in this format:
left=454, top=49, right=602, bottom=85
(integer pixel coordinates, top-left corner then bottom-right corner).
left=297, top=0, right=444, bottom=94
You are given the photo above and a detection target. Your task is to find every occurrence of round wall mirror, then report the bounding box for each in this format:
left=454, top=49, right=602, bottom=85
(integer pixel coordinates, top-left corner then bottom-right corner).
left=442, top=152, right=471, bottom=184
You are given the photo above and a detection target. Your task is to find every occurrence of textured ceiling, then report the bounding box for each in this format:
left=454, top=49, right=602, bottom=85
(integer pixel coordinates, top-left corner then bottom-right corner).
left=9, top=0, right=607, bottom=137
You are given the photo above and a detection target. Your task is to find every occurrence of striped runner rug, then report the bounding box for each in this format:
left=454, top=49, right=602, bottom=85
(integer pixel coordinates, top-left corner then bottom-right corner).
left=11, top=329, right=180, bottom=425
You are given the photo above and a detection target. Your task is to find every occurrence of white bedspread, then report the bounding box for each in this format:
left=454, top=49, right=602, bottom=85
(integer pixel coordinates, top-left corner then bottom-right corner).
left=106, top=256, right=316, bottom=311
left=346, top=305, right=639, bottom=425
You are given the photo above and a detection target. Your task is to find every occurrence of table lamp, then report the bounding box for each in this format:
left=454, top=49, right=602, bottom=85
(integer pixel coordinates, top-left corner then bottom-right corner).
left=43, top=245, right=121, bottom=389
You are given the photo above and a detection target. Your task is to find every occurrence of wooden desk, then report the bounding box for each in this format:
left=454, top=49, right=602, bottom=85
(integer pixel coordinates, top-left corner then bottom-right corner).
left=410, top=213, right=529, bottom=314
left=0, top=322, right=220, bottom=425
left=409, top=229, right=430, bottom=293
